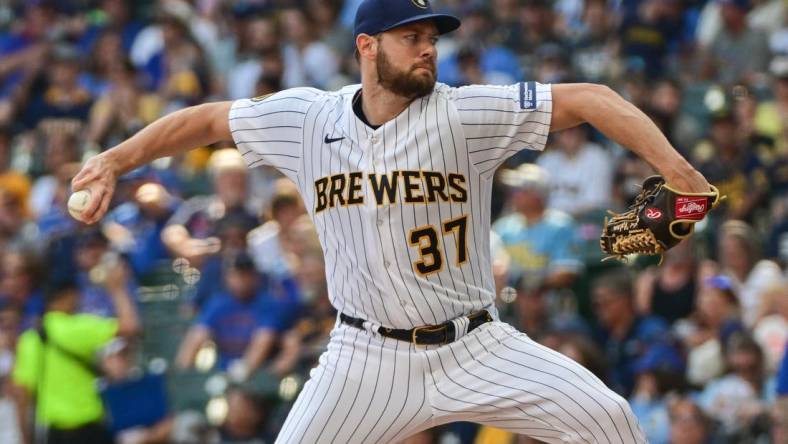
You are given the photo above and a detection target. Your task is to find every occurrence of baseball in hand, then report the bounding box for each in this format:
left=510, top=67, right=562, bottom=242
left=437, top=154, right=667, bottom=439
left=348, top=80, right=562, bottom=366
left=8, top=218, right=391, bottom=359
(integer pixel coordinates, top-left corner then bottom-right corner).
left=68, top=189, right=92, bottom=220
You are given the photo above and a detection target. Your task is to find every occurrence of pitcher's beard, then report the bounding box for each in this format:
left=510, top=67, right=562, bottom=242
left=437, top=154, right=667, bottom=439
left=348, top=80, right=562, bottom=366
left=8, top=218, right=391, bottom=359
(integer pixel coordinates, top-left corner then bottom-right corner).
left=376, top=49, right=436, bottom=99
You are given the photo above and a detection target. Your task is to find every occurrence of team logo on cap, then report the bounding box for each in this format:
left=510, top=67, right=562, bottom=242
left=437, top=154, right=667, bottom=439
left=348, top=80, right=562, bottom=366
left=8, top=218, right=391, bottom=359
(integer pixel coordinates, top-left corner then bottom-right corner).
left=412, top=0, right=429, bottom=9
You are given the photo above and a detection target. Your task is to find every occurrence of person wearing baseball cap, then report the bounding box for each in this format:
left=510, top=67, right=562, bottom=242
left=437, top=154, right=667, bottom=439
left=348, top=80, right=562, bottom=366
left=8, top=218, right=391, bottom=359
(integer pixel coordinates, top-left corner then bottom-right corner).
left=346, top=0, right=461, bottom=119
left=494, top=163, right=583, bottom=290
left=71, top=0, right=715, bottom=442
left=353, top=0, right=460, bottom=40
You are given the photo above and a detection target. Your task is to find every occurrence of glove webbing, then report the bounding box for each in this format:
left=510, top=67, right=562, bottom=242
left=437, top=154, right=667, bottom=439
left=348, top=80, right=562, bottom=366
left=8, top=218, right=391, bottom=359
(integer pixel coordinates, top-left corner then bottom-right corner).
left=601, top=181, right=666, bottom=262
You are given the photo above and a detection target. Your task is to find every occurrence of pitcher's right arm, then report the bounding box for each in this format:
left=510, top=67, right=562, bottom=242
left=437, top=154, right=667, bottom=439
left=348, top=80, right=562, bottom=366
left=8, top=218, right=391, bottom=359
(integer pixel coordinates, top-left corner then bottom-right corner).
left=71, top=101, right=233, bottom=224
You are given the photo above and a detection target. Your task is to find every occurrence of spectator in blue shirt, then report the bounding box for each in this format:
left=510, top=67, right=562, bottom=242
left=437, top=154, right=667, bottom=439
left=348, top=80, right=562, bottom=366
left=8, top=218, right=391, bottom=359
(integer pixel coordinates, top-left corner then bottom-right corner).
left=592, top=269, right=670, bottom=396
left=104, top=174, right=178, bottom=280
left=77, top=0, right=144, bottom=56
left=175, top=252, right=300, bottom=380
left=73, top=229, right=138, bottom=318
left=99, top=339, right=173, bottom=443
left=493, top=163, right=583, bottom=290
left=192, top=207, right=259, bottom=309
left=629, top=343, right=687, bottom=444
left=0, top=1, right=57, bottom=102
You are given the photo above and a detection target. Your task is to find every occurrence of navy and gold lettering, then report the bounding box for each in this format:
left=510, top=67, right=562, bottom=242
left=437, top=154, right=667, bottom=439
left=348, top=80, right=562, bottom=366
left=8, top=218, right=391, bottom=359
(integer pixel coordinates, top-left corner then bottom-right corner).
left=314, top=177, right=329, bottom=213
left=315, top=170, right=467, bottom=213
left=423, top=171, right=449, bottom=203
left=329, top=174, right=347, bottom=207
left=402, top=171, right=425, bottom=203
left=369, top=171, right=399, bottom=205
left=347, top=172, right=365, bottom=205
left=448, top=174, right=467, bottom=203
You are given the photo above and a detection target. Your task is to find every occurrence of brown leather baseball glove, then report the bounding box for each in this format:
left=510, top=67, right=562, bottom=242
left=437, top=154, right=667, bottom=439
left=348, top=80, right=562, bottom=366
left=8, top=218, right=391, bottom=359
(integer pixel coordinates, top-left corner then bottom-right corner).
left=600, top=176, right=722, bottom=262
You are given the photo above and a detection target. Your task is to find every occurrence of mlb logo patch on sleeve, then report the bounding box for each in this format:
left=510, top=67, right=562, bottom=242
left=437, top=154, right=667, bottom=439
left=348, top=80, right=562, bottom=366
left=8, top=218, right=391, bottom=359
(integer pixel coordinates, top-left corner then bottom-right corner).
left=519, top=81, right=536, bottom=110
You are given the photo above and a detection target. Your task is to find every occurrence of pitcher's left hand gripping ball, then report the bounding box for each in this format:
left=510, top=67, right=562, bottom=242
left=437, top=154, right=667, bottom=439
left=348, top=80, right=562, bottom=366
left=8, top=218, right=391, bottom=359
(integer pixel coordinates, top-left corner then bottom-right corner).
left=600, top=175, right=722, bottom=261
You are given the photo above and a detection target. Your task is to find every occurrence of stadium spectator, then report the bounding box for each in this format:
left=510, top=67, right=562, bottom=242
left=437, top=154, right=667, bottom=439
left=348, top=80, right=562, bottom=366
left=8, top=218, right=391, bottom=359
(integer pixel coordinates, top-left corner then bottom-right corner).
left=507, top=274, right=551, bottom=339
left=248, top=183, right=307, bottom=279
left=0, top=1, right=57, bottom=125
left=699, top=334, right=772, bottom=439
left=628, top=344, right=686, bottom=444
left=192, top=207, right=258, bottom=309
left=280, top=7, right=340, bottom=89
left=104, top=180, right=178, bottom=280
left=635, top=240, right=699, bottom=324
left=0, top=299, right=19, bottom=372
left=73, top=229, right=138, bottom=318
left=11, top=267, right=139, bottom=444
left=437, top=5, right=523, bottom=87
left=751, top=281, right=788, bottom=373
left=700, top=0, right=770, bottom=85
left=28, top=130, right=80, bottom=218
left=0, top=188, right=38, bottom=256
left=493, top=163, right=582, bottom=290
left=99, top=339, right=173, bottom=444
left=20, top=44, right=94, bottom=130
left=263, top=219, right=328, bottom=380
left=556, top=334, right=607, bottom=382
left=176, top=252, right=300, bottom=380
left=592, top=270, right=670, bottom=396
left=282, top=215, right=327, bottom=312
left=618, top=0, right=681, bottom=79
left=162, top=148, right=252, bottom=268
left=77, top=0, right=144, bottom=56
left=0, top=248, right=43, bottom=331
left=756, top=56, right=788, bottom=156
left=82, top=30, right=131, bottom=98
left=646, top=79, right=697, bottom=154
left=668, top=396, right=714, bottom=444
left=568, top=0, right=617, bottom=83
left=34, top=161, right=81, bottom=244
left=133, top=2, right=209, bottom=108
left=536, top=124, right=613, bottom=216
left=84, top=59, right=164, bottom=151
left=270, top=288, right=334, bottom=377
left=306, top=0, right=354, bottom=56
left=226, top=14, right=282, bottom=101
left=516, top=0, right=563, bottom=59
left=692, top=110, right=769, bottom=222
left=219, top=386, right=271, bottom=443
left=682, top=275, right=744, bottom=385
left=714, top=220, right=783, bottom=327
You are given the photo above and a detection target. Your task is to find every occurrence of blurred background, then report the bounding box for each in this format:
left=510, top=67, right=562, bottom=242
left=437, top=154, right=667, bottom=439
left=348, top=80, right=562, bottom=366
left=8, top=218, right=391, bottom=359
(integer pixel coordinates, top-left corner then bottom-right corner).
left=0, top=0, right=786, bottom=443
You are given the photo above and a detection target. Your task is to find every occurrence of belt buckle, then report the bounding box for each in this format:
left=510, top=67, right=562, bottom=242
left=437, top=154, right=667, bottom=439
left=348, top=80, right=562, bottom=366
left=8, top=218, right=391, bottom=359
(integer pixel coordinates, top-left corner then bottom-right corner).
left=469, top=310, right=492, bottom=323
left=411, top=325, right=448, bottom=345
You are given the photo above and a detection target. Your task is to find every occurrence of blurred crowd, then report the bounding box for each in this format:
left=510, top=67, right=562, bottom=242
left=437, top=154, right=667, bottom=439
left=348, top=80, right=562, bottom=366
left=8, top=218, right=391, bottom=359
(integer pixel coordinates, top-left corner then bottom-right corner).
left=0, top=0, right=786, bottom=443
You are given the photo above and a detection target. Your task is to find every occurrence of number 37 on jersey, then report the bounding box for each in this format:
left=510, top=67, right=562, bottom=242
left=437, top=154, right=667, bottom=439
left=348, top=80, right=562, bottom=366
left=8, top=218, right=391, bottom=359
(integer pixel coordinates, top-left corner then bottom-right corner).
left=313, top=168, right=470, bottom=276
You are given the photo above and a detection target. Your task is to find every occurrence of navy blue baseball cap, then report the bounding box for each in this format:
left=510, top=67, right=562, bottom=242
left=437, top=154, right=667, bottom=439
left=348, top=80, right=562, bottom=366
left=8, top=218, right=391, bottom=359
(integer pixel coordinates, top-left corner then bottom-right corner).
left=354, top=0, right=461, bottom=39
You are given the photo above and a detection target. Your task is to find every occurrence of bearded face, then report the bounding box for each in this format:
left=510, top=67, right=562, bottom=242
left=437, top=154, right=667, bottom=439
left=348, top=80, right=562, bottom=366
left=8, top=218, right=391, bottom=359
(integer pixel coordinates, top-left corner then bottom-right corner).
left=375, top=42, right=437, bottom=99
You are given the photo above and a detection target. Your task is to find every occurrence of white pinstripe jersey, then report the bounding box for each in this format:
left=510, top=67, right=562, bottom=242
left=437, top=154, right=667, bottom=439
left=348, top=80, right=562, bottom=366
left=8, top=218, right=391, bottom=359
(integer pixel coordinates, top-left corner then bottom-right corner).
left=229, top=82, right=552, bottom=329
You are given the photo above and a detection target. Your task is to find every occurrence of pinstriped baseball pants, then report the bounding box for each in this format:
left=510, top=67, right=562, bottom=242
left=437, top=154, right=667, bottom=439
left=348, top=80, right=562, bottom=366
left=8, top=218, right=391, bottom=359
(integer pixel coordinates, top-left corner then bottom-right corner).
left=276, top=321, right=647, bottom=443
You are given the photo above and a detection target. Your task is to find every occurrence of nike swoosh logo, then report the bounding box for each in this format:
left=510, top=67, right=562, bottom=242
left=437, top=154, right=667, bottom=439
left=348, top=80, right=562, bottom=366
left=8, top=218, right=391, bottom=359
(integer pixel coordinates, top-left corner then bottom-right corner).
left=324, top=135, right=345, bottom=144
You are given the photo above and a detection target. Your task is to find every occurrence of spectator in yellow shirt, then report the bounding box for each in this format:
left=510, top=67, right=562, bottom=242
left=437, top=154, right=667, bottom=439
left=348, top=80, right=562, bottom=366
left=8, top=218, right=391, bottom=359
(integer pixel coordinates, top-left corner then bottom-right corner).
left=11, top=263, right=139, bottom=444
